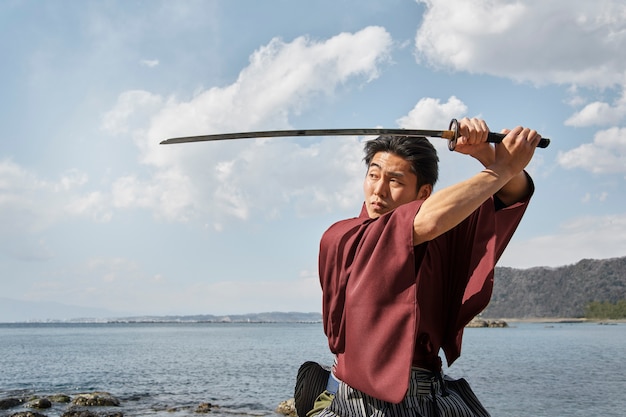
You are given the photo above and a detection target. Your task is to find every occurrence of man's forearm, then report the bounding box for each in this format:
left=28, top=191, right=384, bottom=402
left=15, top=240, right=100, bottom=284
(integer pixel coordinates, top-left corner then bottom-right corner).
left=413, top=123, right=539, bottom=245
left=412, top=168, right=512, bottom=245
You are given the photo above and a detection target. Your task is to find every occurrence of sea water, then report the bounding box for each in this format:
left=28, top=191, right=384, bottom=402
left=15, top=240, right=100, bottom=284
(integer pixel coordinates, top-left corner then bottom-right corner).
left=0, top=322, right=624, bottom=417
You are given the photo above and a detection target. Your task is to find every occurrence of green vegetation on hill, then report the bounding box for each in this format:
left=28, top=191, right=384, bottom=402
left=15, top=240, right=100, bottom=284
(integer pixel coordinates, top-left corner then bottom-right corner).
left=585, top=300, right=626, bottom=319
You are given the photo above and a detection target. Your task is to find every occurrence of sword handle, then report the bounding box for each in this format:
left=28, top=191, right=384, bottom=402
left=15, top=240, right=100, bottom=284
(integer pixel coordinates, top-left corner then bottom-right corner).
left=447, top=119, right=550, bottom=151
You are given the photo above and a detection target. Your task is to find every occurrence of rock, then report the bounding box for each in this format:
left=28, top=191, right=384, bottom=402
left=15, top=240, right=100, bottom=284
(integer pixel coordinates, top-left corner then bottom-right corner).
left=0, top=398, right=23, bottom=410
left=466, top=317, right=508, bottom=328
left=26, top=398, right=52, bottom=409
left=466, top=318, right=488, bottom=328
left=9, top=412, right=48, bottom=417
left=62, top=411, right=122, bottom=417
left=49, top=395, right=71, bottom=403
left=276, top=398, right=296, bottom=416
left=195, top=402, right=213, bottom=413
left=71, top=393, right=120, bottom=407
left=62, top=411, right=99, bottom=417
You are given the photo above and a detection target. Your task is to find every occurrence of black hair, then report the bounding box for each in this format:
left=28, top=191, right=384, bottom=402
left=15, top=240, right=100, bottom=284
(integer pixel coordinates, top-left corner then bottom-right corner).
left=363, top=135, right=439, bottom=189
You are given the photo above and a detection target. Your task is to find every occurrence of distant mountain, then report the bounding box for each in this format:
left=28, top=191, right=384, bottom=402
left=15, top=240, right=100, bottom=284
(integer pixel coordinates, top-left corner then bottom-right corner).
left=3, top=256, right=624, bottom=323
left=483, top=256, right=626, bottom=318
left=0, top=297, right=124, bottom=323
left=110, top=311, right=322, bottom=323
left=0, top=298, right=322, bottom=323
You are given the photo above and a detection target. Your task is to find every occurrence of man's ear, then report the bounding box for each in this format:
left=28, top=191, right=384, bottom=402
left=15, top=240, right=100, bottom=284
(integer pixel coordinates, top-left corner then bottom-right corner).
left=417, top=184, right=432, bottom=200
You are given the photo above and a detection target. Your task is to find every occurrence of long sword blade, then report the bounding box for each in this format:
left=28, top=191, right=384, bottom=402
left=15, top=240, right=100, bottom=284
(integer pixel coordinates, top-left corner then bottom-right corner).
left=159, top=127, right=550, bottom=149
left=159, top=128, right=453, bottom=145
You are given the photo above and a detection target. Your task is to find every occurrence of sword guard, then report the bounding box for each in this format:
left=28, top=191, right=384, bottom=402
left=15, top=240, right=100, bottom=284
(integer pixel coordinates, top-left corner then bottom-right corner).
left=446, top=118, right=550, bottom=151
left=448, top=118, right=459, bottom=151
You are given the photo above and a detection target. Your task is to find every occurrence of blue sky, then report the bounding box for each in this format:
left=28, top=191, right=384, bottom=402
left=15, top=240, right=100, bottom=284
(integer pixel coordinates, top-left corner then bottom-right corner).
left=1, top=0, right=625, bottom=321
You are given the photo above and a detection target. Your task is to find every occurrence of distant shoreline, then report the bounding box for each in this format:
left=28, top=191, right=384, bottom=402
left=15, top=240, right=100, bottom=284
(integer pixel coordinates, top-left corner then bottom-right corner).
left=2, top=317, right=625, bottom=325
left=494, top=317, right=626, bottom=324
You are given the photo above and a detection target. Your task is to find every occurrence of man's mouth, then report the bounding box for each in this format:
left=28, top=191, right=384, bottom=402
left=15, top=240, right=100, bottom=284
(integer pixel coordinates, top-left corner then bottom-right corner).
left=370, top=200, right=386, bottom=211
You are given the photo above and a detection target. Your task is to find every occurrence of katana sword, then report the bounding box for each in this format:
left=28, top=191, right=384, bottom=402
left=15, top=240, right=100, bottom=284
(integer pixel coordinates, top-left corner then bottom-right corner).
left=160, top=119, right=550, bottom=151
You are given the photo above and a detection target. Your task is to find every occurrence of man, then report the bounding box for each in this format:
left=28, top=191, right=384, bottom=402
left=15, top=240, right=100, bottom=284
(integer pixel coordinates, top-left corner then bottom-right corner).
left=311, top=117, right=541, bottom=417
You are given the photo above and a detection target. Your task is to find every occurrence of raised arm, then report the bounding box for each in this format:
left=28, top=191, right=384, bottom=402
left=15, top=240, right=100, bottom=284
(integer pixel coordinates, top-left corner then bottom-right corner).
left=412, top=119, right=540, bottom=246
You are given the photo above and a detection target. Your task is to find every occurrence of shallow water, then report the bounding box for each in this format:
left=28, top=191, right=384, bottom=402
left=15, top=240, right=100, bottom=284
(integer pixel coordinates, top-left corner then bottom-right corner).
left=1, top=321, right=624, bottom=417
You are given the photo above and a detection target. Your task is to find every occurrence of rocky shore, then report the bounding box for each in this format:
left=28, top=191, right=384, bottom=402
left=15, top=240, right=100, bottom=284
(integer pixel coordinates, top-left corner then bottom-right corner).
left=0, top=391, right=298, bottom=417
left=1, top=392, right=120, bottom=417
left=0, top=392, right=232, bottom=417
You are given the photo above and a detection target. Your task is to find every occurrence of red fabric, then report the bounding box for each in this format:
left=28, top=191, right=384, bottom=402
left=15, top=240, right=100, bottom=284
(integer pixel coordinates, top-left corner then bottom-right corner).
left=319, top=194, right=530, bottom=404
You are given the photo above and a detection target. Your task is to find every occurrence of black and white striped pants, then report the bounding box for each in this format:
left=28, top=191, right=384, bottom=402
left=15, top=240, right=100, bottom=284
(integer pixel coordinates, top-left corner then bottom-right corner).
left=316, top=368, right=490, bottom=417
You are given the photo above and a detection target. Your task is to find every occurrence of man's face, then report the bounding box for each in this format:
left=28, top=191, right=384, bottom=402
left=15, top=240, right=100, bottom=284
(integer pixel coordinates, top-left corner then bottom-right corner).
left=363, top=151, right=423, bottom=219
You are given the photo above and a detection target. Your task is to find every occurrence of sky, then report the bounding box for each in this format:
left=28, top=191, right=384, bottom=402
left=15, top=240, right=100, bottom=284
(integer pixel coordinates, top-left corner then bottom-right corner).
left=1, top=0, right=625, bottom=321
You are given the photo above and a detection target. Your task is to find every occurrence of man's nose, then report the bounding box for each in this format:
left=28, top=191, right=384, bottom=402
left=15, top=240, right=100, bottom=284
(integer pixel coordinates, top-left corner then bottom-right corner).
left=373, top=179, right=388, bottom=196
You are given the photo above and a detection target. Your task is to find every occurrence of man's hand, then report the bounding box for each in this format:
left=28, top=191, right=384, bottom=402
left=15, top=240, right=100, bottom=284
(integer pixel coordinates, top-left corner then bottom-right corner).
left=453, top=117, right=495, bottom=166
left=412, top=119, right=541, bottom=244
left=450, top=118, right=541, bottom=205
left=452, top=118, right=541, bottom=172
left=492, top=126, right=541, bottom=177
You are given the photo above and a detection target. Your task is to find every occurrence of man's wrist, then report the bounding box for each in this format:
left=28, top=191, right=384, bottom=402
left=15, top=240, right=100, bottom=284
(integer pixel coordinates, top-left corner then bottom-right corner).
left=472, top=147, right=495, bottom=168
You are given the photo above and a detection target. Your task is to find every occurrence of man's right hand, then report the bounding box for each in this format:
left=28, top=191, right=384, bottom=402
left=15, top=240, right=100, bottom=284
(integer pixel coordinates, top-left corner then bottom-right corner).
left=492, top=126, right=541, bottom=179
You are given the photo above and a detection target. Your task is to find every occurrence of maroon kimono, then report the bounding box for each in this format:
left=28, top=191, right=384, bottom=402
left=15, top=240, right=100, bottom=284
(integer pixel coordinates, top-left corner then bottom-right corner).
left=319, top=192, right=531, bottom=404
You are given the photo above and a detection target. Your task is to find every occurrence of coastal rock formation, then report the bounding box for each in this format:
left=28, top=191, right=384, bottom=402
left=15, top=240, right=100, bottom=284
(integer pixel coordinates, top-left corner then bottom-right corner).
left=466, top=318, right=508, bottom=328
left=61, top=411, right=122, bottom=417
left=26, top=399, right=51, bottom=409
left=0, top=391, right=232, bottom=417
left=0, top=399, right=23, bottom=410
left=71, top=393, right=120, bottom=407
left=48, top=396, right=71, bottom=404
left=276, top=398, right=296, bottom=416
left=9, top=412, right=48, bottom=417
left=194, top=402, right=213, bottom=413
left=0, top=392, right=124, bottom=417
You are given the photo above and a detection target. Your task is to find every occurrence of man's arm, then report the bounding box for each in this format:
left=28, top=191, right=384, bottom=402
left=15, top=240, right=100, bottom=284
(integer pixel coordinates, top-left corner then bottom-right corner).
left=454, top=121, right=536, bottom=206
left=412, top=122, right=540, bottom=246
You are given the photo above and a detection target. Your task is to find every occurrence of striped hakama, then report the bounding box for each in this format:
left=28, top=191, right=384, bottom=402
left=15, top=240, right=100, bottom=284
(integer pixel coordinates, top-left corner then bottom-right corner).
left=316, top=368, right=490, bottom=417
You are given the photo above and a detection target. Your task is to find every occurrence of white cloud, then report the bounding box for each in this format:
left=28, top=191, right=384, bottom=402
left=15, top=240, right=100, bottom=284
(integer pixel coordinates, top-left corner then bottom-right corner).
left=581, top=193, right=591, bottom=203
left=500, top=213, right=626, bottom=268
left=157, top=276, right=323, bottom=316
left=582, top=192, right=611, bottom=204
left=32, top=255, right=323, bottom=315
left=140, top=59, right=159, bottom=68
left=0, top=160, right=95, bottom=230
left=413, top=0, right=626, bottom=147
left=100, top=27, right=393, bottom=226
left=28, top=256, right=155, bottom=312
left=396, top=96, right=468, bottom=130
left=0, top=159, right=112, bottom=260
left=55, top=169, right=88, bottom=191
left=101, top=90, right=163, bottom=135
left=145, top=26, right=393, bottom=143
left=414, top=0, right=626, bottom=88
left=565, top=90, right=626, bottom=127
left=65, top=191, right=112, bottom=222
left=2, top=26, right=394, bottom=259
left=557, top=127, right=626, bottom=174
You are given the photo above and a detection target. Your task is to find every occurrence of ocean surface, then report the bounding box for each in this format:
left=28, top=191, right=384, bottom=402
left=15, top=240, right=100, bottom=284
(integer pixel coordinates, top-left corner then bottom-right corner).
left=1, top=321, right=625, bottom=417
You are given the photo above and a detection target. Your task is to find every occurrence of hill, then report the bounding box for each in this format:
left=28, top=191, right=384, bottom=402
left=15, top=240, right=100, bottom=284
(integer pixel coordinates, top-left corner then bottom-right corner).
left=3, top=257, right=624, bottom=323
left=482, top=256, right=626, bottom=319
left=109, top=311, right=322, bottom=323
